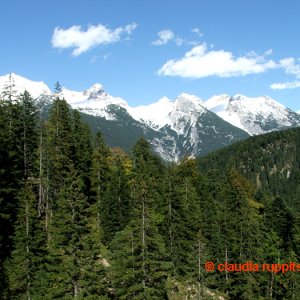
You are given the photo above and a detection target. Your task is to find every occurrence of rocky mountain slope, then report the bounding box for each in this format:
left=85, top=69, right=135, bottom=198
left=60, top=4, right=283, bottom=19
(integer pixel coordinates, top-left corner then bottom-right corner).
left=1, top=73, right=299, bottom=161
left=205, top=94, right=300, bottom=135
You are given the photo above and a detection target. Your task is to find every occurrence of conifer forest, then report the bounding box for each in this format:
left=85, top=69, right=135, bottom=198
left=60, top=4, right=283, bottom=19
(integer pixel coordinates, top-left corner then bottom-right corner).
left=1, top=91, right=300, bottom=299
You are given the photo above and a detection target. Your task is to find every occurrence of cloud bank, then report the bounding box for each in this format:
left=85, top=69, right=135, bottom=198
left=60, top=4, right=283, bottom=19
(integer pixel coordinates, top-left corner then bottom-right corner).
left=158, top=44, right=277, bottom=78
left=52, top=23, right=137, bottom=56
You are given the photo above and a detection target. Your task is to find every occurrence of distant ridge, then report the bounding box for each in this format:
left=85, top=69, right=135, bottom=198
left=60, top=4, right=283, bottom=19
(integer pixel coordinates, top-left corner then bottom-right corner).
left=1, top=73, right=300, bottom=161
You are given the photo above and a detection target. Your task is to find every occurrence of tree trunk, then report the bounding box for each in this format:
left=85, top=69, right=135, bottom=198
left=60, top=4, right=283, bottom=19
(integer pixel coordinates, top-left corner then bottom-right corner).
left=38, top=123, right=43, bottom=216
left=142, top=194, right=146, bottom=291
left=25, top=193, right=31, bottom=300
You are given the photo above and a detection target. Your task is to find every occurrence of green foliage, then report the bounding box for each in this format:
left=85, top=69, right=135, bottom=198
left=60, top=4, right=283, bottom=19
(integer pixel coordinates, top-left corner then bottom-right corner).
left=110, top=138, right=170, bottom=299
left=1, top=95, right=300, bottom=299
left=198, top=127, right=300, bottom=210
left=0, top=91, right=38, bottom=298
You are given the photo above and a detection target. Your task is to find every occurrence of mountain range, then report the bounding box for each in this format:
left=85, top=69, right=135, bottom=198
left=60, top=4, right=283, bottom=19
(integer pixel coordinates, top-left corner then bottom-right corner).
left=1, top=73, right=300, bottom=161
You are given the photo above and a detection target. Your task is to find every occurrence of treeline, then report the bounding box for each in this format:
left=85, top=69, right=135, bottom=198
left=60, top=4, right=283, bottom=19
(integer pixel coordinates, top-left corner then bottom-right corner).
left=0, top=91, right=300, bottom=299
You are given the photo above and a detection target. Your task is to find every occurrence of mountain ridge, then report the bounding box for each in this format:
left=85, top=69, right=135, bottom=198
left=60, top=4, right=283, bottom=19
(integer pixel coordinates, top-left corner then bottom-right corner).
left=1, top=73, right=299, bottom=136
left=1, top=73, right=299, bottom=161
left=205, top=93, right=300, bottom=135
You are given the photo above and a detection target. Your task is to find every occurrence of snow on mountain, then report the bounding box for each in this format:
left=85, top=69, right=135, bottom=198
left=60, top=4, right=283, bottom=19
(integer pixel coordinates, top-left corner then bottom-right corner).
left=128, top=92, right=248, bottom=161
left=0, top=73, right=51, bottom=98
left=168, top=93, right=206, bottom=135
left=128, top=96, right=173, bottom=129
left=0, top=73, right=128, bottom=120
left=205, top=94, right=300, bottom=135
left=61, top=84, right=128, bottom=120
left=1, top=73, right=300, bottom=161
left=128, top=93, right=206, bottom=135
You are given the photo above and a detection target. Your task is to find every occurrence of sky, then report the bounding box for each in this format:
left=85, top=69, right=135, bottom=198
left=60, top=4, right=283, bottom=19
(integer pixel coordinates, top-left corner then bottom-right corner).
left=1, top=0, right=300, bottom=111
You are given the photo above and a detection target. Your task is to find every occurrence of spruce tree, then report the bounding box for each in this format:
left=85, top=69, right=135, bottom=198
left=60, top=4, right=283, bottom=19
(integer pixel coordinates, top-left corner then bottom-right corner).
left=219, top=170, right=265, bottom=298
left=6, top=181, right=44, bottom=299
left=101, top=148, right=131, bottom=244
left=46, top=168, right=108, bottom=298
left=90, top=132, right=111, bottom=233
left=0, top=96, right=27, bottom=298
left=72, top=110, right=92, bottom=194
left=111, top=138, right=170, bottom=299
left=45, top=97, right=74, bottom=240
left=18, top=90, right=38, bottom=178
left=162, top=159, right=202, bottom=279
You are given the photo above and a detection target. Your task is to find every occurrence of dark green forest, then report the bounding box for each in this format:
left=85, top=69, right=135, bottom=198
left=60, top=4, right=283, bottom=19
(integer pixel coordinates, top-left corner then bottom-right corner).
left=1, top=90, right=300, bottom=299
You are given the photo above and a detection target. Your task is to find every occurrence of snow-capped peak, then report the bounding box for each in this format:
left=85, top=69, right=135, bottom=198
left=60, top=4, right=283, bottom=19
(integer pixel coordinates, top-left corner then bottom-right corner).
left=174, top=93, right=205, bottom=114
left=0, top=73, right=51, bottom=98
left=205, top=94, right=231, bottom=113
left=205, top=94, right=300, bottom=135
left=62, top=83, right=128, bottom=120
left=128, top=96, right=173, bottom=129
left=176, top=92, right=204, bottom=104
left=83, top=83, right=105, bottom=99
left=128, top=93, right=207, bottom=134
left=1, top=73, right=299, bottom=140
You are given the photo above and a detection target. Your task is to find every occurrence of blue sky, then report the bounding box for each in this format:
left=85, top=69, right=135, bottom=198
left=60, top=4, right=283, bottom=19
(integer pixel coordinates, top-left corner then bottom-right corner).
left=1, top=0, right=300, bottom=111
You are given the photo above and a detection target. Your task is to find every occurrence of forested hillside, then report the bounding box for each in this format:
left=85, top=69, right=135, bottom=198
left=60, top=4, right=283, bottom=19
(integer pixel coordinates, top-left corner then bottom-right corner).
left=0, top=91, right=300, bottom=299
left=198, top=127, right=300, bottom=211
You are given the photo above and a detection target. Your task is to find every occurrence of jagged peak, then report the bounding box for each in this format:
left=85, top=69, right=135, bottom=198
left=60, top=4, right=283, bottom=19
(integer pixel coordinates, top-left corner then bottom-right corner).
left=176, top=92, right=204, bottom=104
left=83, top=83, right=106, bottom=98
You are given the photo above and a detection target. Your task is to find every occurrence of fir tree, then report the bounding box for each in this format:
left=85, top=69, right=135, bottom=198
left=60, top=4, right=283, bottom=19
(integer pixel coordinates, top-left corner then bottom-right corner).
left=18, top=90, right=38, bottom=178
left=101, top=148, right=131, bottom=244
left=46, top=168, right=109, bottom=298
left=90, top=132, right=111, bottom=232
left=162, top=159, right=202, bottom=278
left=6, top=181, right=41, bottom=299
left=111, top=138, right=170, bottom=299
left=72, top=110, right=92, bottom=194
left=0, top=96, right=26, bottom=298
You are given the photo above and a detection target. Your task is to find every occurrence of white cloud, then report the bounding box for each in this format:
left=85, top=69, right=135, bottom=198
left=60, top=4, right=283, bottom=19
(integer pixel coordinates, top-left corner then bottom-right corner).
left=51, top=23, right=137, bottom=56
left=191, top=27, right=203, bottom=37
left=279, top=57, right=300, bottom=77
left=152, top=29, right=201, bottom=46
left=158, top=44, right=277, bottom=78
left=270, top=81, right=300, bottom=90
left=270, top=57, right=300, bottom=90
left=152, top=29, right=175, bottom=45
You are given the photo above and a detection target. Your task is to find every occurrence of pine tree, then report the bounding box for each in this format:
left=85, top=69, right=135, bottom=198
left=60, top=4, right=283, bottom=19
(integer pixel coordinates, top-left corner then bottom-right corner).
left=0, top=95, right=27, bottom=298
left=45, top=97, right=74, bottom=240
left=219, top=170, right=265, bottom=298
left=90, top=132, right=111, bottom=233
left=46, top=168, right=109, bottom=298
left=18, top=90, right=38, bottom=178
left=162, top=159, right=202, bottom=279
left=101, top=148, right=132, bottom=244
left=47, top=98, right=74, bottom=191
left=43, top=101, right=109, bottom=298
left=72, top=110, right=92, bottom=194
left=6, top=181, right=42, bottom=300
left=111, top=138, right=170, bottom=299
